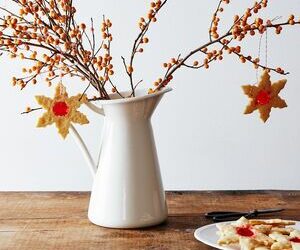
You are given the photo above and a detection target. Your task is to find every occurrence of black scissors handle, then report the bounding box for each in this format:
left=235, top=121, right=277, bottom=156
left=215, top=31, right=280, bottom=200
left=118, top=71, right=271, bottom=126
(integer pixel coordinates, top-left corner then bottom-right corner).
left=205, top=208, right=284, bottom=222
left=205, top=211, right=248, bottom=218
left=206, top=211, right=251, bottom=222
left=213, top=213, right=255, bottom=222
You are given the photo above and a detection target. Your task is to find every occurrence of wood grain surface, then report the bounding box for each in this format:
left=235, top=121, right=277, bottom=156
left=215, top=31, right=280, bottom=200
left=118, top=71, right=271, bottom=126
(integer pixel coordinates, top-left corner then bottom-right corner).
left=0, top=191, right=299, bottom=250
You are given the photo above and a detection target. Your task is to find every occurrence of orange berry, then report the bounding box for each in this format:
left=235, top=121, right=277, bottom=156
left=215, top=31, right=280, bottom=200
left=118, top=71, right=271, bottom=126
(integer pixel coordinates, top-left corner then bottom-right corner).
left=289, top=19, right=295, bottom=25
left=80, top=23, right=86, bottom=30
left=127, top=66, right=134, bottom=73
left=240, top=56, right=246, bottom=63
left=276, top=67, right=284, bottom=74
left=234, top=15, right=239, bottom=22
left=148, top=88, right=154, bottom=94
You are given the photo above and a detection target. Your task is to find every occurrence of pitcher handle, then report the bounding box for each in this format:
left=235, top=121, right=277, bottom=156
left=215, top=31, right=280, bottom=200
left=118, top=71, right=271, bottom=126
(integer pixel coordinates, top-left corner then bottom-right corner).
left=70, top=102, right=105, bottom=177
left=85, top=102, right=105, bottom=116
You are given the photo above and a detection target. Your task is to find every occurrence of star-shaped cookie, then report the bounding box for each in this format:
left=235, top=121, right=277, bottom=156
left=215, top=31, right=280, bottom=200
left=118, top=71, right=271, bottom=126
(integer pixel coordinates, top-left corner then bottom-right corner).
left=242, top=70, right=287, bottom=122
left=35, top=83, right=89, bottom=138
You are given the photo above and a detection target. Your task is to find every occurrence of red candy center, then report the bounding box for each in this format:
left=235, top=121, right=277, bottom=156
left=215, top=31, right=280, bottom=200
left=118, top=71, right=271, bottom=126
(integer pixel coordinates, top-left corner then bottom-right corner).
left=256, top=90, right=271, bottom=105
left=236, top=226, right=254, bottom=237
left=52, top=101, right=69, bottom=117
left=290, top=237, right=300, bottom=243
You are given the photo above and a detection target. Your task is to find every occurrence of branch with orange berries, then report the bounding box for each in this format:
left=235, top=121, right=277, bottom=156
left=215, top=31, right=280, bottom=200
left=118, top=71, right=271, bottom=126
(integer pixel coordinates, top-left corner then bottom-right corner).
left=0, top=0, right=120, bottom=100
left=153, top=0, right=299, bottom=92
left=121, top=0, right=168, bottom=97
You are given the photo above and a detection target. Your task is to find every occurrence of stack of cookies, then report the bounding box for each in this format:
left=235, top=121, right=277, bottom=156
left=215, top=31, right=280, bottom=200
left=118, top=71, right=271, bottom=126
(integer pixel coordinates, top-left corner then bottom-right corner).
left=217, top=217, right=300, bottom=250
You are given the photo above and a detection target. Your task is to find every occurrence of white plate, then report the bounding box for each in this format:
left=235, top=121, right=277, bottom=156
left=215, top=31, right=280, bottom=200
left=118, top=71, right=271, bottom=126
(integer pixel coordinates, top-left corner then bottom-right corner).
left=194, top=221, right=300, bottom=250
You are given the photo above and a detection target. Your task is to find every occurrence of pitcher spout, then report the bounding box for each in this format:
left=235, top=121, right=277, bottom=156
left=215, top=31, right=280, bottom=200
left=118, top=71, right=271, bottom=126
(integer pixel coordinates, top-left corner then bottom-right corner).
left=98, top=87, right=172, bottom=121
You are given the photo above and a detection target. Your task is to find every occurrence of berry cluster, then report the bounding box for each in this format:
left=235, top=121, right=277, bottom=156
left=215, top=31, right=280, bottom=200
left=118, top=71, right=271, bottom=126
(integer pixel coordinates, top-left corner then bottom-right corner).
left=0, top=0, right=118, bottom=99
left=154, top=0, right=299, bottom=92
left=122, top=0, right=167, bottom=96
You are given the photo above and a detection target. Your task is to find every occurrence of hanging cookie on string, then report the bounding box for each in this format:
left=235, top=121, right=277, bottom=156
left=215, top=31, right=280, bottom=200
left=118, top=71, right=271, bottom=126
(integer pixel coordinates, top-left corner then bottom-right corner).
left=35, top=81, right=89, bottom=138
left=242, top=30, right=288, bottom=122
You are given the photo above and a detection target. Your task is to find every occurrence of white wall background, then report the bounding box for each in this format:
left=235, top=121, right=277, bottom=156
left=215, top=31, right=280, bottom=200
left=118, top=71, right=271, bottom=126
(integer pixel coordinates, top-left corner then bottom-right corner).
left=0, top=0, right=299, bottom=191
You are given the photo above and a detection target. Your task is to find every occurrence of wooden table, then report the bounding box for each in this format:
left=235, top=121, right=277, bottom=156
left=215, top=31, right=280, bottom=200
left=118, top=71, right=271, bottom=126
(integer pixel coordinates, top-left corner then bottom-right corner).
left=0, top=191, right=299, bottom=250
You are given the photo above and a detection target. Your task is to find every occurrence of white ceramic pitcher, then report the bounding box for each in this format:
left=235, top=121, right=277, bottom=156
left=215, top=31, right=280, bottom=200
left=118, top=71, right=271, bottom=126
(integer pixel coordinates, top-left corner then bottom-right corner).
left=70, top=88, right=171, bottom=228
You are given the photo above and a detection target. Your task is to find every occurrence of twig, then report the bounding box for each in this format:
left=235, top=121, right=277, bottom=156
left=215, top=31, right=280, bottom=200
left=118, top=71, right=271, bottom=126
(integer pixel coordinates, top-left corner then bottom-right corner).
left=209, top=0, right=223, bottom=42
left=79, top=83, right=91, bottom=101
left=125, top=0, right=168, bottom=97
left=228, top=46, right=290, bottom=75
left=21, top=107, right=42, bottom=114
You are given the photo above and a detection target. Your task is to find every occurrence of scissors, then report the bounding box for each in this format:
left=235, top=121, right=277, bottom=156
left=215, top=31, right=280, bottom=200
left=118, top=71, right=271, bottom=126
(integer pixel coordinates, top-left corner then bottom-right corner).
left=205, top=208, right=284, bottom=222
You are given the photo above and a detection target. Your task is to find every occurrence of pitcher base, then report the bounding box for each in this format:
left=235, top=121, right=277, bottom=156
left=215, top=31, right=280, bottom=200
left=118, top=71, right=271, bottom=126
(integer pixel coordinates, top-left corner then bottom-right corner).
left=88, top=213, right=168, bottom=229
